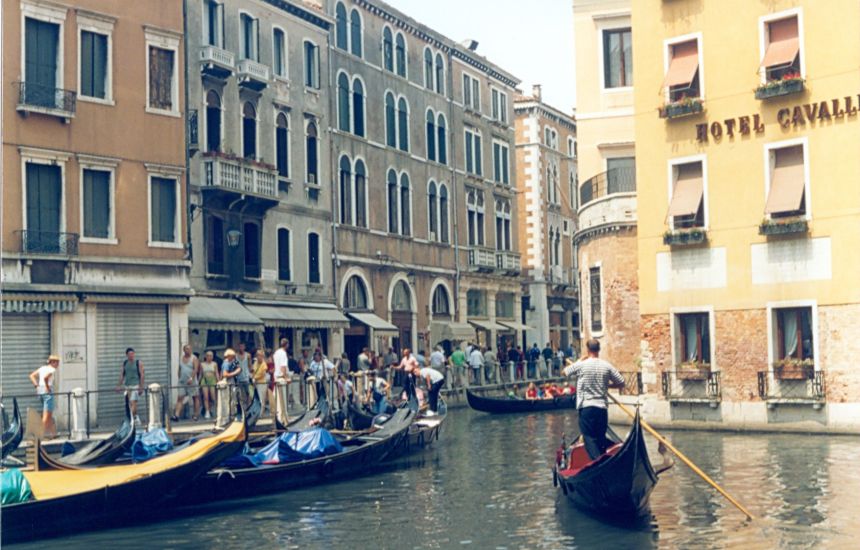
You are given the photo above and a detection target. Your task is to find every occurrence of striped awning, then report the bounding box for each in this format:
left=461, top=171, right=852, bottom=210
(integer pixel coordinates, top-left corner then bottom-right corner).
left=0, top=293, right=77, bottom=313
left=243, top=302, right=349, bottom=329
left=188, top=296, right=263, bottom=332
left=347, top=312, right=399, bottom=335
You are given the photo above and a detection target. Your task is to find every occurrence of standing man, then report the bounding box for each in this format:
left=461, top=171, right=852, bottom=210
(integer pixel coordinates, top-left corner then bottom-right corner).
left=357, top=347, right=371, bottom=371
left=449, top=346, right=466, bottom=387
left=308, top=350, right=334, bottom=400
left=415, top=349, right=427, bottom=368
left=541, top=342, right=554, bottom=378
left=527, top=343, right=540, bottom=378
left=395, top=348, right=420, bottom=411
left=273, top=338, right=290, bottom=381
left=562, top=339, right=625, bottom=460
left=418, top=364, right=445, bottom=416
left=483, top=346, right=499, bottom=384
left=29, top=354, right=60, bottom=437
left=468, top=345, right=485, bottom=385
left=118, top=348, right=145, bottom=425
left=506, top=345, right=520, bottom=380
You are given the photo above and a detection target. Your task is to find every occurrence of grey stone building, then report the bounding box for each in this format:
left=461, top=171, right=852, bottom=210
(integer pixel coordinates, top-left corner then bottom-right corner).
left=185, top=0, right=348, bottom=357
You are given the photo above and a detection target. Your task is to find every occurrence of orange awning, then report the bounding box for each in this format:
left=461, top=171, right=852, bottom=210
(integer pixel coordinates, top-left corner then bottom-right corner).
left=667, top=162, right=704, bottom=218
left=761, top=17, right=799, bottom=69
left=663, top=40, right=699, bottom=89
left=765, top=146, right=805, bottom=214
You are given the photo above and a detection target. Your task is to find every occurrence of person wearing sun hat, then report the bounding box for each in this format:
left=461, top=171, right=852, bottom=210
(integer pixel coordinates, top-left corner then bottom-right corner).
left=29, top=354, right=60, bottom=438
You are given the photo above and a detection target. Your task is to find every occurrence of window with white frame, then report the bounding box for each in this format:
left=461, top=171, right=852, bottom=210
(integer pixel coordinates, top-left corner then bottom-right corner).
left=494, top=199, right=511, bottom=251
left=467, top=289, right=487, bottom=317
left=352, top=77, right=365, bottom=137
left=308, top=232, right=321, bottom=283
left=239, top=12, right=259, bottom=61
left=491, top=87, right=508, bottom=123
left=337, top=72, right=351, bottom=132
left=203, top=0, right=224, bottom=48
left=423, top=47, right=434, bottom=90
left=385, top=92, right=396, bottom=147
left=386, top=169, right=411, bottom=236
left=81, top=164, right=115, bottom=241
left=277, top=227, right=291, bottom=281
left=602, top=27, right=632, bottom=88
left=569, top=172, right=576, bottom=209
left=206, top=215, right=225, bottom=274
left=464, top=128, right=482, bottom=176
left=426, top=109, right=437, bottom=161
left=399, top=172, right=412, bottom=236
left=149, top=174, right=179, bottom=245
left=387, top=169, right=399, bottom=233
left=760, top=13, right=802, bottom=82
left=349, top=8, right=362, bottom=57
left=395, top=32, right=407, bottom=77
left=397, top=96, right=409, bottom=151
left=663, top=37, right=701, bottom=102
left=437, top=114, right=448, bottom=165
left=272, top=27, right=286, bottom=78
left=242, top=101, right=257, bottom=159
left=205, top=89, right=222, bottom=152
left=772, top=306, right=814, bottom=366
left=589, top=266, right=602, bottom=332
left=344, top=275, right=369, bottom=310
left=667, top=159, right=705, bottom=229
left=432, top=285, right=450, bottom=317
left=439, top=183, right=449, bottom=243
left=275, top=111, right=289, bottom=178
left=463, top=73, right=480, bottom=111
left=306, top=121, right=318, bottom=184
left=674, top=312, right=711, bottom=367
left=568, top=137, right=576, bottom=158
left=303, top=40, right=320, bottom=88
left=434, top=53, right=445, bottom=96
left=335, top=2, right=347, bottom=50
left=466, top=189, right=485, bottom=246
left=23, top=152, right=67, bottom=254
left=146, top=29, right=179, bottom=114
left=243, top=221, right=261, bottom=279
left=338, top=154, right=367, bottom=228
left=21, top=4, right=65, bottom=110
left=78, top=13, right=113, bottom=102
left=428, top=180, right=438, bottom=239
left=382, top=27, right=393, bottom=72
left=492, top=140, right=510, bottom=184
left=765, top=142, right=807, bottom=219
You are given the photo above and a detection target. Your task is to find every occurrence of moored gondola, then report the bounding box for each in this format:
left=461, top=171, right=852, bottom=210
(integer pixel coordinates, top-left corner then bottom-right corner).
left=553, top=410, right=661, bottom=519
left=1, top=398, right=23, bottom=460
left=467, top=389, right=577, bottom=414
left=403, top=398, right=446, bottom=453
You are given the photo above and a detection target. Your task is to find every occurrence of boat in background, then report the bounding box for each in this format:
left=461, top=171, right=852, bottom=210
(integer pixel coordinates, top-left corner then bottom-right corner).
left=467, top=390, right=577, bottom=414
left=1, top=398, right=23, bottom=460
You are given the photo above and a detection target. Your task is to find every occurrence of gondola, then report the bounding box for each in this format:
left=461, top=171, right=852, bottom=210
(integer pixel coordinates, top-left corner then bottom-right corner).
left=346, top=399, right=378, bottom=430
left=1, top=413, right=247, bottom=544
left=1, top=398, right=23, bottom=460
left=245, top=384, right=262, bottom=429
left=181, top=407, right=414, bottom=504
left=553, top=410, right=661, bottom=519
left=466, top=389, right=577, bottom=414
left=36, top=396, right=135, bottom=470
left=403, top=398, right=446, bottom=453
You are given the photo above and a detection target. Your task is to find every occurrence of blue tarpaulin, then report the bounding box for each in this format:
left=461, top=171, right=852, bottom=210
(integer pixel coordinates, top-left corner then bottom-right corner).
left=222, top=428, right=343, bottom=469
left=129, top=428, right=174, bottom=462
left=1, top=469, right=31, bottom=504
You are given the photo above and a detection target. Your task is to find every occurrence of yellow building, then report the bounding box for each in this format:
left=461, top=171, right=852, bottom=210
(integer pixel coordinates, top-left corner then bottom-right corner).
left=633, top=0, right=860, bottom=431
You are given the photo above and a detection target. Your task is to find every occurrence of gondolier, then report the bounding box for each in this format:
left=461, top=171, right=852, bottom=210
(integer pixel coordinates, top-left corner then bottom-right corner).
left=562, top=339, right=625, bottom=460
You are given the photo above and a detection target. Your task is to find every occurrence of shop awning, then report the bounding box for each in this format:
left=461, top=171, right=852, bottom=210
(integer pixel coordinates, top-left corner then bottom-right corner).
left=663, top=40, right=699, bottom=89
left=1, top=293, right=78, bottom=313
left=469, top=319, right=507, bottom=332
left=83, top=293, right=190, bottom=304
left=498, top=320, right=533, bottom=332
left=347, top=312, right=399, bottom=335
left=189, top=296, right=263, bottom=332
left=430, top=321, right=475, bottom=343
left=244, top=302, right=349, bottom=329
left=761, top=17, right=799, bottom=69
left=667, top=162, right=704, bottom=218
left=765, top=145, right=805, bottom=214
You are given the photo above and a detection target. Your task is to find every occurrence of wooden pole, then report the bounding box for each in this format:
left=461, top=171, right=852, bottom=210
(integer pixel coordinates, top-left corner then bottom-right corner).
left=607, top=392, right=755, bottom=521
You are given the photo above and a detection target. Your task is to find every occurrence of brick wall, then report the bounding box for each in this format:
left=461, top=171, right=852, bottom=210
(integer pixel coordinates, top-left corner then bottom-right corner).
left=819, top=304, right=860, bottom=403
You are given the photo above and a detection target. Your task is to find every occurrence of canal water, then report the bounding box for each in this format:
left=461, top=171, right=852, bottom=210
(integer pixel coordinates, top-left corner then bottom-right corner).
left=13, top=408, right=860, bottom=549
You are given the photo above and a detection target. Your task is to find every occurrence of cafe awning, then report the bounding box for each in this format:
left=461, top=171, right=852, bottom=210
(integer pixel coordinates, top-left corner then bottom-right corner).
left=667, top=162, right=704, bottom=218
left=663, top=40, right=699, bottom=89
left=765, top=145, right=805, bottom=214
left=469, top=319, right=507, bottom=332
left=1, top=293, right=78, bottom=313
left=347, top=312, right=399, bottom=335
left=243, top=301, right=349, bottom=329
left=498, top=320, right=532, bottom=332
left=761, top=17, right=799, bottom=69
left=430, top=321, right=475, bottom=343
left=188, top=296, right=263, bottom=332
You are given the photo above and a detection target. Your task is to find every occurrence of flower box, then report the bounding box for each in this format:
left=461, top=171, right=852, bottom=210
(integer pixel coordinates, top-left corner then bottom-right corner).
left=663, top=228, right=708, bottom=246
left=759, top=217, right=808, bottom=236
left=755, top=78, right=805, bottom=100
left=659, top=99, right=704, bottom=119
left=773, top=360, right=814, bottom=380
left=676, top=364, right=711, bottom=381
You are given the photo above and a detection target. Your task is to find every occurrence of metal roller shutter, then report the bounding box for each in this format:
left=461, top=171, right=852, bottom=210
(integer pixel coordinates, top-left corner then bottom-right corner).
left=97, top=304, right=170, bottom=427
left=1, top=313, right=51, bottom=412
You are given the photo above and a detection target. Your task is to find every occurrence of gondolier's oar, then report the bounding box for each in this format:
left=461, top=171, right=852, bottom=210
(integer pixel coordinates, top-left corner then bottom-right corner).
left=607, top=392, right=755, bottom=521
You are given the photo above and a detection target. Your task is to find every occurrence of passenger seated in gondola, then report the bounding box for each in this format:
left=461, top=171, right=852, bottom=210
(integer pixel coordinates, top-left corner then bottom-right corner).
left=525, top=382, right=538, bottom=400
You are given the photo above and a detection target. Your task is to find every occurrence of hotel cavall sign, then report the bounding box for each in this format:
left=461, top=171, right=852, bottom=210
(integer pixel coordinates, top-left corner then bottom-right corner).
left=695, top=94, right=860, bottom=143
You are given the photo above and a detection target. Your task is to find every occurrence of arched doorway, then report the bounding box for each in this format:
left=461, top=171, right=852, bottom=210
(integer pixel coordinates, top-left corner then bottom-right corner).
left=390, top=279, right=413, bottom=353
left=342, top=273, right=370, bottom=366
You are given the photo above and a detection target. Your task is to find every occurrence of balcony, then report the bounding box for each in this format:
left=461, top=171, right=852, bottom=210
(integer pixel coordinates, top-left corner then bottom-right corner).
left=468, top=246, right=496, bottom=272
left=16, top=230, right=79, bottom=256
left=611, top=372, right=643, bottom=396
left=16, top=82, right=76, bottom=122
left=662, top=370, right=721, bottom=406
left=548, top=266, right=575, bottom=288
left=757, top=369, right=825, bottom=408
left=579, top=166, right=636, bottom=208
left=201, top=152, right=279, bottom=206
left=237, top=59, right=269, bottom=91
left=495, top=250, right=521, bottom=274
left=200, top=45, right=235, bottom=79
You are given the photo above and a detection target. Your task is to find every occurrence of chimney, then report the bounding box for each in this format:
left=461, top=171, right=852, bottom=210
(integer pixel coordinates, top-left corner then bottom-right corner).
left=532, top=84, right=542, bottom=101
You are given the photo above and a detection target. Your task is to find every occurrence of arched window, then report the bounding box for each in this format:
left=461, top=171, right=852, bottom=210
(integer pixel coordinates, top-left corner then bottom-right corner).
left=206, top=215, right=225, bottom=275
left=423, top=48, right=433, bottom=89
left=335, top=2, right=347, bottom=50
left=397, top=97, right=409, bottom=152
left=355, top=159, right=367, bottom=228
left=308, top=232, right=320, bottom=284
left=337, top=72, right=350, bottom=132
left=242, top=101, right=256, bottom=159
left=400, top=173, right=411, bottom=236
left=385, top=92, right=396, bottom=147
left=382, top=27, right=393, bottom=72
left=344, top=275, right=368, bottom=310
left=425, top=110, right=436, bottom=161
left=437, top=114, right=447, bottom=165
left=276, top=112, right=289, bottom=178
left=349, top=8, right=362, bottom=57
left=428, top=180, right=438, bottom=238
left=352, top=78, right=365, bottom=137
left=439, top=184, right=449, bottom=243
left=277, top=227, right=291, bottom=281
left=306, top=122, right=318, bottom=184
left=495, top=199, right=512, bottom=251
left=339, top=155, right=352, bottom=225
left=273, top=28, right=286, bottom=77
left=504, top=201, right=512, bottom=252
left=205, top=90, right=221, bottom=152
left=467, top=190, right=485, bottom=246
left=387, top=169, right=399, bottom=233
left=395, top=32, right=406, bottom=77
left=243, top=222, right=260, bottom=278
left=432, top=285, right=450, bottom=317
left=435, top=53, right=445, bottom=95
left=392, top=280, right=412, bottom=312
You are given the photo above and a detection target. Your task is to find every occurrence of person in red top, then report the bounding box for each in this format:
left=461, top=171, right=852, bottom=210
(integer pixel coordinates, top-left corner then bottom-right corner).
left=525, top=382, right=538, bottom=400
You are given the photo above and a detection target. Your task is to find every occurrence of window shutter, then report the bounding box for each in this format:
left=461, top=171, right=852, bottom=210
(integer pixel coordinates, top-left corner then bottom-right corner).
left=81, top=31, right=94, bottom=97
left=93, top=33, right=107, bottom=99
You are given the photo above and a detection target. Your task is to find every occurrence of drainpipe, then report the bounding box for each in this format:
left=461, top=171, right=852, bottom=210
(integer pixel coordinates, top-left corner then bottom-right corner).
left=325, top=32, right=339, bottom=309
left=182, top=0, right=193, bottom=263
left=447, top=49, right=461, bottom=322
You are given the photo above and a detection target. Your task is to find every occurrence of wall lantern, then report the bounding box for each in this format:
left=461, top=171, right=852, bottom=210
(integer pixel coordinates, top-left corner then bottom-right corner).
left=227, top=229, right=242, bottom=247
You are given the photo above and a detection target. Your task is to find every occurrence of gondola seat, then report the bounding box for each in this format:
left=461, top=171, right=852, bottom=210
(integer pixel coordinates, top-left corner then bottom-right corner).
left=561, top=442, right=623, bottom=477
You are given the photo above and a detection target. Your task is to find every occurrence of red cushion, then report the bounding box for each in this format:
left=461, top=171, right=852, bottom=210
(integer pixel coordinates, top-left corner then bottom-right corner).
left=560, top=442, right=623, bottom=477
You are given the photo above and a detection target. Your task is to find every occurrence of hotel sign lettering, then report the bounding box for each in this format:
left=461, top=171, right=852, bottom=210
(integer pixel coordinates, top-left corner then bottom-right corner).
left=695, top=95, right=859, bottom=143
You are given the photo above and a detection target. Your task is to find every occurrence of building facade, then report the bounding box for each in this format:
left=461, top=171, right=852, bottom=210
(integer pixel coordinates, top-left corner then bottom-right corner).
left=185, top=0, right=348, bottom=358
left=2, top=0, right=189, bottom=426
left=318, top=0, right=523, bottom=362
left=572, top=0, right=640, bottom=370
left=633, top=0, right=860, bottom=431
left=514, top=86, right=578, bottom=352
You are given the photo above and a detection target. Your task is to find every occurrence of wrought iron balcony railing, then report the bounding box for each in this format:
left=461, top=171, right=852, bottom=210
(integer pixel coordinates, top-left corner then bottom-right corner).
left=579, top=166, right=636, bottom=208
left=17, top=230, right=79, bottom=255
left=757, top=370, right=825, bottom=404
left=661, top=370, right=721, bottom=402
left=611, top=371, right=643, bottom=396
left=16, top=82, right=76, bottom=118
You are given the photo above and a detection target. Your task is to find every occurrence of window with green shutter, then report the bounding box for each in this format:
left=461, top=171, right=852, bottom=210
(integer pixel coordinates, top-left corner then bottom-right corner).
left=80, top=30, right=108, bottom=99
left=150, top=177, right=176, bottom=243
left=83, top=169, right=110, bottom=238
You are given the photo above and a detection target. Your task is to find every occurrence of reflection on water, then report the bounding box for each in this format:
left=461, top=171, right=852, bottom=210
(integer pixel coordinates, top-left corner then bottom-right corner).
left=12, top=409, right=860, bottom=549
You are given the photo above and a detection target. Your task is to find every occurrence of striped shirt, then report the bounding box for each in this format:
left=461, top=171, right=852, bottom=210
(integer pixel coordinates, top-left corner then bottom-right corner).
left=563, top=357, right=625, bottom=409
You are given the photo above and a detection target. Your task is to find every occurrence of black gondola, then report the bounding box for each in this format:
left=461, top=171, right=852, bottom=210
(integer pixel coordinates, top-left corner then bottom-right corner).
left=553, top=411, right=661, bottom=519
left=346, top=399, right=378, bottom=430
left=466, top=389, right=577, bottom=414
left=1, top=398, right=23, bottom=460
left=403, top=398, right=446, bottom=453
left=36, top=396, right=135, bottom=470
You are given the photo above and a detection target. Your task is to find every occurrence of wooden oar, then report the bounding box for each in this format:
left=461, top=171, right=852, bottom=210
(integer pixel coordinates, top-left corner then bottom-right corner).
left=607, top=392, right=755, bottom=521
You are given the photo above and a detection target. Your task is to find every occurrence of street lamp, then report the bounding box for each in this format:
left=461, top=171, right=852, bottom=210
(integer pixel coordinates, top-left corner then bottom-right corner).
left=227, top=229, right=242, bottom=247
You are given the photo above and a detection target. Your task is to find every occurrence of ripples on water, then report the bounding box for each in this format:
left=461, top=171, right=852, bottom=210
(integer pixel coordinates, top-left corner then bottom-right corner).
left=12, top=409, right=860, bottom=549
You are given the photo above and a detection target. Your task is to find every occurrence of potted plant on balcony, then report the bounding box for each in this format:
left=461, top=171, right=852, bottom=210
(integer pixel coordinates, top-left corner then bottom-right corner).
left=758, top=216, right=809, bottom=236
left=659, top=95, right=704, bottom=119
left=676, top=361, right=711, bottom=381
left=773, top=358, right=814, bottom=380
left=754, top=73, right=805, bottom=100
left=663, top=227, right=708, bottom=246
